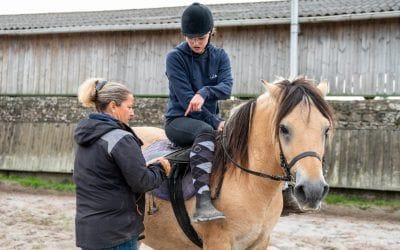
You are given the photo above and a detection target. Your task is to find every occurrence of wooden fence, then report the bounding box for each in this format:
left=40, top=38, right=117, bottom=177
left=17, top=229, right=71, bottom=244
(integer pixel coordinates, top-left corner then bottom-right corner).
left=326, top=129, right=400, bottom=191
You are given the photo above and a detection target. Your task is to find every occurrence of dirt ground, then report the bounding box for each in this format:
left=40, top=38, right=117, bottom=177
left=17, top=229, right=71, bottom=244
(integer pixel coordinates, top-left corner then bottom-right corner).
left=1, top=181, right=399, bottom=250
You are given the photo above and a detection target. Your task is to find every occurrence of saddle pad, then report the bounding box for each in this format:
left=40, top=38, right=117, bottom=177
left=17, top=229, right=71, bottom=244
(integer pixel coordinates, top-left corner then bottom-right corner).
left=143, top=139, right=174, bottom=162
left=143, top=139, right=195, bottom=201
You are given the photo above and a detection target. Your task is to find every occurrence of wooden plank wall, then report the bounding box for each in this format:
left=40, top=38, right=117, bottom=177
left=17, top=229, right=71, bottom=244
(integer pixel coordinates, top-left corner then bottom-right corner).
left=299, top=19, right=400, bottom=96
left=2, top=122, right=399, bottom=191
left=0, top=19, right=399, bottom=96
left=0, top=122, right=75, bottom=173
left=0, top=30, right=180, bottom=95
left=326, top=129, right=400, bottom=191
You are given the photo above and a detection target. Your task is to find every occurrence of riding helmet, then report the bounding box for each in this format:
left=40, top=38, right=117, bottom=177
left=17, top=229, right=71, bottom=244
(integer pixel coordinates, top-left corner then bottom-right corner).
left=181, top=2, right=214, bottom=38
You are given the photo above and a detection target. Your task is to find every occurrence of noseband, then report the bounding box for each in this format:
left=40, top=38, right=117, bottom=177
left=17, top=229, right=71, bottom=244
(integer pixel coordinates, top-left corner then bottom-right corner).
left=221, top=127, right=324, bottom=182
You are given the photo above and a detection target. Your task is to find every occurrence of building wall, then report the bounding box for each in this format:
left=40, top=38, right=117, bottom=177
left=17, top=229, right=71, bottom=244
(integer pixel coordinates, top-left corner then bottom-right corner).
left=1, top=96, right=399, bottom=191
left=298, top=19, right=400, bottom=95
left=0, top=18, right=399, bottom=96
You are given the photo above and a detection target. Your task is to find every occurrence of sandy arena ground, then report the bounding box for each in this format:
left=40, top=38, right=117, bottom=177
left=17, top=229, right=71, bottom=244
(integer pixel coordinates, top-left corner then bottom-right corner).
left=0, top=181, right=399, bottom=250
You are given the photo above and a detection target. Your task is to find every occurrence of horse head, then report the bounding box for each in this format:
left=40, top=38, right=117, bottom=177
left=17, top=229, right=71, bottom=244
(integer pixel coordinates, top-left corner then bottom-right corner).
left=262, top=77, right=334, bottom=211
left=214, top=77, right=334, bottom=212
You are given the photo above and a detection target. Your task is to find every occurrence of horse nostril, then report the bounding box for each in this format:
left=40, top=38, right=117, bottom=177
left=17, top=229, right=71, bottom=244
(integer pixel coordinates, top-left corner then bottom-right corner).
left=294, top=184, right=306, bottom=203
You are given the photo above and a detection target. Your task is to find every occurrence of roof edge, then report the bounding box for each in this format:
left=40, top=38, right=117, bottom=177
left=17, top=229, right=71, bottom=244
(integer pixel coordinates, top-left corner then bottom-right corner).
left=218, top=11, right=400, bottom=26
left=0, top=11, right=398, bottom=36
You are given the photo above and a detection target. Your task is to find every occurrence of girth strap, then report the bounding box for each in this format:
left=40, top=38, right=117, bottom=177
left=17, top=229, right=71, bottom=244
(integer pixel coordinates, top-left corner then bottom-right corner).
left=168, top=162, right=203, bottom=248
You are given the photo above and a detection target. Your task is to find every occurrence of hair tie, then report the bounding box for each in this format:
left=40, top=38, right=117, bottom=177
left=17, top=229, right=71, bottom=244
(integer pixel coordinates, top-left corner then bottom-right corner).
left=95, top=80, right=107, bottom=93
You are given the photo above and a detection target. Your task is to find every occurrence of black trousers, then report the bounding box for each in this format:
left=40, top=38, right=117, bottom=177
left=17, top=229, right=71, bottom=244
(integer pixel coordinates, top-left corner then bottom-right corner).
left=165, top=117, right=215, bottom=147
left=165, top=117, right=216, bottom=194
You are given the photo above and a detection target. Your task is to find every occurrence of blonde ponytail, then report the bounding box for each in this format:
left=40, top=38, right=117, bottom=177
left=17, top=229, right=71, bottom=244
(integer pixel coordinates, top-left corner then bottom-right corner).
left=77, top=78, right=104, bottom=108
left=77, top=78, right=132, bottom=112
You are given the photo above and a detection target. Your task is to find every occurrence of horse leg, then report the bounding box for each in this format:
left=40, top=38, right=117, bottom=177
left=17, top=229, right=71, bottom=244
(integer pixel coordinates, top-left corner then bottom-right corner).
left=203, top=235, right=232, bottom=250
left=143, top=198, right=198, bottom=250
left=245, top=234, right=270, bottom=250
left=199, top=223, right=232, bottom=250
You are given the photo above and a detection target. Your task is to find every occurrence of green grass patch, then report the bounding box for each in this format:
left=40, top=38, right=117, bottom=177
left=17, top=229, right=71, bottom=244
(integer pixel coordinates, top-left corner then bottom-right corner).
left=0, top=175, right=75, bottom=192
left=325, top=193, right=400, bottom=208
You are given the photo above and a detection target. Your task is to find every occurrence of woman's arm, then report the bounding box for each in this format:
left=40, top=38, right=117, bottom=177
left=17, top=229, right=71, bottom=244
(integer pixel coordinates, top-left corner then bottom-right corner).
left=112, top=135, right=166, bottom=193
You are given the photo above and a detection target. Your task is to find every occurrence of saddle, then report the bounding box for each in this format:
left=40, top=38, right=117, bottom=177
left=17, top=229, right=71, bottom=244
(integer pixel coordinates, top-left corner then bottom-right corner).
left=143, top=139, right=203, bottom=247
left=143, top=140, right=195, bottom=201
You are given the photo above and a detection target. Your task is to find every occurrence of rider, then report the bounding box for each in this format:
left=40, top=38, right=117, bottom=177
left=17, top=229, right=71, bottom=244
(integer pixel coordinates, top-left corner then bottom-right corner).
left=164, top=2, right=233, bottom=222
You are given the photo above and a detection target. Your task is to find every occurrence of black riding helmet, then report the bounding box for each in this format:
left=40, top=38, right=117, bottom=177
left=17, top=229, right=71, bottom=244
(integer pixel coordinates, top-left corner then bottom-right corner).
left=181, top=2, right=214, bottom=38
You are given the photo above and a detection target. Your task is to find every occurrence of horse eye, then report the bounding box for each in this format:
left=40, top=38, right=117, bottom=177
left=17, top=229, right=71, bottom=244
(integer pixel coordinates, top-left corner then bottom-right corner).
left=279, top=125, right=289, bottom=135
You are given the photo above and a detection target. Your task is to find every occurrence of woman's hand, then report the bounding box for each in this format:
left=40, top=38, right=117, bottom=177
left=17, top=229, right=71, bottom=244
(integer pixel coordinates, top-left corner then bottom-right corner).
left=157, top=157, right=171, bottom=176
left=184, top=94, right=205, bottom=116
left=147, top=157, right=171, bottom=176
left=217, top=121, right=225, bottom=131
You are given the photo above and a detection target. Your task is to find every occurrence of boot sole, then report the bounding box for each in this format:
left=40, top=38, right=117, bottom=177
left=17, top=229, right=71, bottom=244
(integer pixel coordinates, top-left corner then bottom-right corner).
left=193, top=215, right=226, bottom=223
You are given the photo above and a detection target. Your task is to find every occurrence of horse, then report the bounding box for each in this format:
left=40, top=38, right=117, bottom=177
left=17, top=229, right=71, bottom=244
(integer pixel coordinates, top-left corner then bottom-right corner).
left=134, top=77, right=334, bottom=249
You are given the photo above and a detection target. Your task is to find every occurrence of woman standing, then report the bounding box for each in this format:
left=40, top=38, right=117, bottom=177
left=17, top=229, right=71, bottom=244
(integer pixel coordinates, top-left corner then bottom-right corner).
left=164, top=3, right=233, bottom=223
left=73, top=78, right=170, bottom=249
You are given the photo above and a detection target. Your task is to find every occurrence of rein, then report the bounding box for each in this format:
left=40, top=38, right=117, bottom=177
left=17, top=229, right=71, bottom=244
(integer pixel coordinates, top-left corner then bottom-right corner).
left=221, top=123, right=323, bottom=183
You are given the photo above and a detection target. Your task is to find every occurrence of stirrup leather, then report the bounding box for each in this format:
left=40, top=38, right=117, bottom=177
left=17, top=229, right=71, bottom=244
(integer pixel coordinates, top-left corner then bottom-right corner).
left=164, top=147, right=191, bottom=164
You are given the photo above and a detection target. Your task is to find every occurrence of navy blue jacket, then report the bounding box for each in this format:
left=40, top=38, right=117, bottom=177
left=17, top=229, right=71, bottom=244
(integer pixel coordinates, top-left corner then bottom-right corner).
left=165, top=42, right=233, bottom=129
left=73, top=113, right=166, bottom=249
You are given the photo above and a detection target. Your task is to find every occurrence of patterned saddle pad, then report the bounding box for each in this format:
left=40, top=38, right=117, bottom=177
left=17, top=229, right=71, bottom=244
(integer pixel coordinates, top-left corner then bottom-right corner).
left=143, top=139, right=195, bottom=201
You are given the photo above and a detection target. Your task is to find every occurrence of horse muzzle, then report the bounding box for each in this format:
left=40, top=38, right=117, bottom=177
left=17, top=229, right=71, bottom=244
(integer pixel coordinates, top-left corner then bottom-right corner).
left=293, top=169, right=329, bottom=211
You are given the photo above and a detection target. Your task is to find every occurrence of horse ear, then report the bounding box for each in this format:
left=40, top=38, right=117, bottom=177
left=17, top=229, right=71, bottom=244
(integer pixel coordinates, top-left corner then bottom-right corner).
left=317, top=79, right=329, bottom=97
left=262, top=80, right=280, bottom=99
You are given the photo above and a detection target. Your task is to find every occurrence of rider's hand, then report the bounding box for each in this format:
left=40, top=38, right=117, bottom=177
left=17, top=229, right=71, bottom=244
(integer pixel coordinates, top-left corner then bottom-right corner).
left=184, top=94, right=205, bottom=116
left=217, top=121, right=225, bottom=131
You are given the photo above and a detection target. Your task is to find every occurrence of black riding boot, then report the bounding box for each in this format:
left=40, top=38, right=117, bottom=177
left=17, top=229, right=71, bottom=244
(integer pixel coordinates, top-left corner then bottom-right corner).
left=190, top=133, right=225, bottom=223
left=193, top=191, right=225, bottom=222
left=281, top=184, right=304, bottom=216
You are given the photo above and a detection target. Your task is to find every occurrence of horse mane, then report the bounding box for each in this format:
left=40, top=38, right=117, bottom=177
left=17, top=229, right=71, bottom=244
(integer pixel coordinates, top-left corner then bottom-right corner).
left=212, top=99, right=256, bottom=186
left=211, top=77, right=334, bottom=190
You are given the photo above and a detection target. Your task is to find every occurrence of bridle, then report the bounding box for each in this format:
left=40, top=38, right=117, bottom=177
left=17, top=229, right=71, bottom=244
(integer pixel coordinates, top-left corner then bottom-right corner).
left=221, top=126, right=324, bottom=183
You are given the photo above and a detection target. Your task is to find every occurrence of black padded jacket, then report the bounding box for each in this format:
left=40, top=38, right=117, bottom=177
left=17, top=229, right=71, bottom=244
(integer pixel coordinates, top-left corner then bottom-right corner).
left=73, top=113, right=166, bottom=249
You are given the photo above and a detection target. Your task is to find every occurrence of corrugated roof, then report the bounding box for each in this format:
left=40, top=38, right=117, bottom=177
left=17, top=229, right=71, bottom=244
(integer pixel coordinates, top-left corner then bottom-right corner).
left=0, top=0, right=399, bottom=35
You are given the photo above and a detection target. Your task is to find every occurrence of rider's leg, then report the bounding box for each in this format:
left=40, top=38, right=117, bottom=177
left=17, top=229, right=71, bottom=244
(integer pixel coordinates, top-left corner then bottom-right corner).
left=165, top=117, right=225, bottom=222
left=190, top=132, right=225, bottom=222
